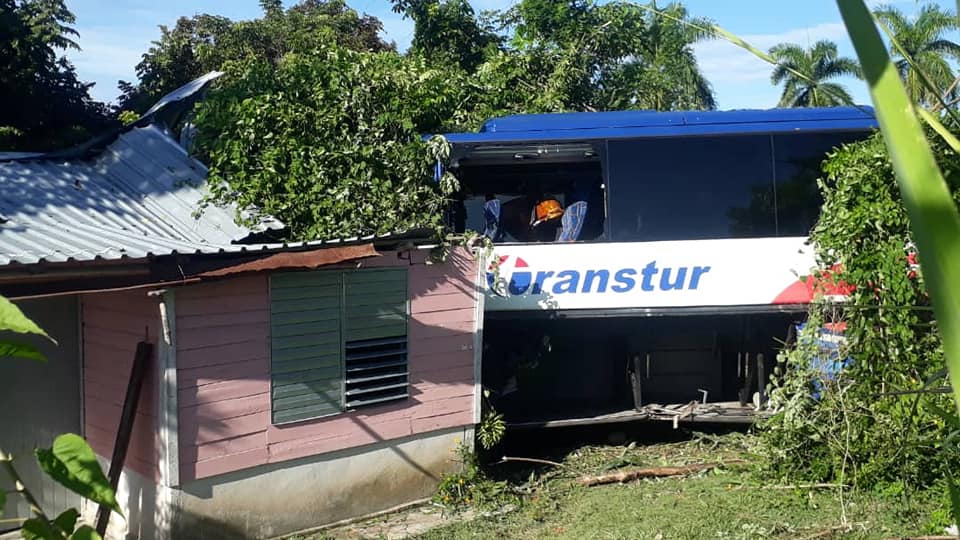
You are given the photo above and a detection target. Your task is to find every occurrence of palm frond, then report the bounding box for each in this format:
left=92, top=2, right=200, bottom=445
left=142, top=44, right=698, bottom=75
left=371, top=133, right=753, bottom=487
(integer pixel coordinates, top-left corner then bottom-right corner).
left=820, top=57, right=862, bottom=80
left=873, top=6, right=910, bottom=36
left=926, top=39, right=960, bottom=59
left=817, top=82, right=855, bottom=106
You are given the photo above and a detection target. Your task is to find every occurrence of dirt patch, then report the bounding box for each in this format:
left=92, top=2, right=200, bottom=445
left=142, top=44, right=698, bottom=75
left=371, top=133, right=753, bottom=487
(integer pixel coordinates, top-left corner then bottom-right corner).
left=307, top=502, right=519, bottom=540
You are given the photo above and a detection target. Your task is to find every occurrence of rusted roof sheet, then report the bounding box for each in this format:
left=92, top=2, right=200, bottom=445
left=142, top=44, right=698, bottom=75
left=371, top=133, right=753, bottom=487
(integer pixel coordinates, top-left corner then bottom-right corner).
left=199, top=243, right=379, bottom=277
left=4, top=244, right=386, bottom=299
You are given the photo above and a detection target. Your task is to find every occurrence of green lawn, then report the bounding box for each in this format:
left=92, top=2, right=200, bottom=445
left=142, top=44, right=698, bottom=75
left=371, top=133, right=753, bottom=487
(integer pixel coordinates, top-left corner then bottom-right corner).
left=415, top=433, right=947, bottom=540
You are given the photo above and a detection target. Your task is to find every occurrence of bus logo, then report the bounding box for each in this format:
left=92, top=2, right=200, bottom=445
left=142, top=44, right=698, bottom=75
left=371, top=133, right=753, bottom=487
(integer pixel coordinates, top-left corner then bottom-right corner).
left=487, top=255, right=532, bottom=297
left=487, top=254, right=713, bottom=298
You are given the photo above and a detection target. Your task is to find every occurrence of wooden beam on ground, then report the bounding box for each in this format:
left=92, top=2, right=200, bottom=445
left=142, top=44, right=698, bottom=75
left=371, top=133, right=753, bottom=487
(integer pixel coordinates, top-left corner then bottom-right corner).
left=578, top=459, right=748, bottom=487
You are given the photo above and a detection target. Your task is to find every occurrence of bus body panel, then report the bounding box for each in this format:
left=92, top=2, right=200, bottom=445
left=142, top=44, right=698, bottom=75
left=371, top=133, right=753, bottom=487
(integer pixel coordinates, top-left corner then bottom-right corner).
left=484, top=237, right=829, bottom=311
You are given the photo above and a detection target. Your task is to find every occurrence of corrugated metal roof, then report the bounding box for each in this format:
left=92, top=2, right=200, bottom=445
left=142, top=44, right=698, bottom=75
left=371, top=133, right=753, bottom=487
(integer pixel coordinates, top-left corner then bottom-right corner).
left=141, top=71, right=223, bottom=120
left=440, top=106, right=878, bottom=145
left=0, top=124, right=286, bottom=265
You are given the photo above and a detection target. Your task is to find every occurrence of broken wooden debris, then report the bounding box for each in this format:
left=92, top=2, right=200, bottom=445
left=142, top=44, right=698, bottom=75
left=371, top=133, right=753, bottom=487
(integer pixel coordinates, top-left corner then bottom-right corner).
left=498, top=456, right=565, bottom=468
left=762, top=483, right=849, bottom=490
left=882, top=537, right=960, bottom=540
left=578, top=459, right=748, bottom=486
left=726, top=482, right=849, bottom=490
left=801, top=523, right=861, bottom=540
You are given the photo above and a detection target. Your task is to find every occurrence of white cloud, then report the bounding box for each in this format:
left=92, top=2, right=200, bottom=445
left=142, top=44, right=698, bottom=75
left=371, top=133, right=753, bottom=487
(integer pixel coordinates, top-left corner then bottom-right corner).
left=695, top=22, right=849, bottom=85
left=693, top=22, right=864, bottom=109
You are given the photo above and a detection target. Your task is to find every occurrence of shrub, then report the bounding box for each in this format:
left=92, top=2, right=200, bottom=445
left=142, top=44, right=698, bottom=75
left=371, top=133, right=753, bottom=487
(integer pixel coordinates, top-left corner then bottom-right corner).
left=760, top=131, right=960, bottom=491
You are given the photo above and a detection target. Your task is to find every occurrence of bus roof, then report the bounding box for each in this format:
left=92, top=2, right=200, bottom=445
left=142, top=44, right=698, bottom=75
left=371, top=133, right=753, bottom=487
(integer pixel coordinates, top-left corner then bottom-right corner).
left=440, top=106, right=878, bottom=145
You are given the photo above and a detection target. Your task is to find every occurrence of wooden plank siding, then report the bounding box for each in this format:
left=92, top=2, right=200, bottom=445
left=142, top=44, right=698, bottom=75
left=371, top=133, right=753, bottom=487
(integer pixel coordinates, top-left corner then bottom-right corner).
left=175, top=248, right=480, bottom=482
left=81, top=292, right=161, bottom=481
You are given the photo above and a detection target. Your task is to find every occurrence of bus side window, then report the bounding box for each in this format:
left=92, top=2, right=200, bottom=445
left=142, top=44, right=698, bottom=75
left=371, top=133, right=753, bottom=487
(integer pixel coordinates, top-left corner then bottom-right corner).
left=606, top=135, right=776, bottom=242
left=773, top=133, right=861, bottom=237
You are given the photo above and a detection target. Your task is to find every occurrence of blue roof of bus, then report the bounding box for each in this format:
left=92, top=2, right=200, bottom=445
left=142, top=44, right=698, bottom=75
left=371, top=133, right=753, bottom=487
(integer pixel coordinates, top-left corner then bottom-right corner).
left=440, top=106, right=878, bottom=144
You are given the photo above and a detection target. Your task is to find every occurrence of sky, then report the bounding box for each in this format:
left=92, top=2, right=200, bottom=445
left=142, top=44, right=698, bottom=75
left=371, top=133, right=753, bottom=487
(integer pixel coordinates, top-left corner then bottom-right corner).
left=63, top=0, right=954, bottom=110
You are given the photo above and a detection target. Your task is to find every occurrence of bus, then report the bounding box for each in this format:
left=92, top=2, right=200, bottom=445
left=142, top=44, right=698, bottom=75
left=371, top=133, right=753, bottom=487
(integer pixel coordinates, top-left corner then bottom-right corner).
left=439, top=107, right=877, bottom=428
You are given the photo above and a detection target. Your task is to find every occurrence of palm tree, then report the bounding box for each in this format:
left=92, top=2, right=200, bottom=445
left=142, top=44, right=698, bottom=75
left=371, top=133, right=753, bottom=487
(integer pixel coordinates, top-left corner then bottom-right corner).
left=769, top=40, right=861, bottom=108
left=874, top=3, right=960, bottom=106
left=618, top=1, right=717, bottom=111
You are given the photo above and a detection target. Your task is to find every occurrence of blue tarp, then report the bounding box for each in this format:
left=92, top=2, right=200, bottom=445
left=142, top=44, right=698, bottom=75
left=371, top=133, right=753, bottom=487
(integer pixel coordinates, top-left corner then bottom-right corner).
left=797, top=323, right=853, bottom=399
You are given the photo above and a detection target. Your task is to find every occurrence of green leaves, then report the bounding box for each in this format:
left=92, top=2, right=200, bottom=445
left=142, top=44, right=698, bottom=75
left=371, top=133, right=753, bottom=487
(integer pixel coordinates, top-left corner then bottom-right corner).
left=0, top=0, right=115, bottom=152
left=838, top=0, right=960, bottom=416
left=0, top=296, right=50, bottom=338
left=69, top=526, right=102, bottom=540
left=22, top=511, right=103, bottom=540
left=21, top=517, right=63, bottom=540
left=767, top=41, right=860, bottom=107
left=0, top=341, right=46, bottom=362
left=194, top=48, right=456, bottom=241
left=118, top=2, right=393, bottom=114
left=35, top=434, right=121, bottom=516
left=762, top=0, right=960, bottom=491
left=0, top=295, right=52, bottom=362
left=52, top=509, right=79, bottom=535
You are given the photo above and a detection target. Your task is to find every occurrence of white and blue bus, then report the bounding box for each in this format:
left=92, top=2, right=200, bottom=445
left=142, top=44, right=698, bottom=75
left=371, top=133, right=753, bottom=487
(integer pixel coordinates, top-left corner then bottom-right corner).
left=440, top=107, right=877, bottom=427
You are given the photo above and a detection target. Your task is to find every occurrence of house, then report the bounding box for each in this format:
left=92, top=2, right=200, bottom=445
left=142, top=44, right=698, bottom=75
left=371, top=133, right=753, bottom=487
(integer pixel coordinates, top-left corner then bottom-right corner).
left=0, top=76, right=481, bottom=539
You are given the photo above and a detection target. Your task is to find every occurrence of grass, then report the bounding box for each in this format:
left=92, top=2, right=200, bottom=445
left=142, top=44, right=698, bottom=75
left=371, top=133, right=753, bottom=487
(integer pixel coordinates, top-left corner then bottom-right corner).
left=413, top=432, right=947, bottom=540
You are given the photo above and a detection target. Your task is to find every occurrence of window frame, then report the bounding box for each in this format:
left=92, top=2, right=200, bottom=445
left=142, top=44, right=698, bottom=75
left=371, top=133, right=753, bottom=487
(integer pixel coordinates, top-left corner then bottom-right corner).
left=268, top=267, right=410, bottom=426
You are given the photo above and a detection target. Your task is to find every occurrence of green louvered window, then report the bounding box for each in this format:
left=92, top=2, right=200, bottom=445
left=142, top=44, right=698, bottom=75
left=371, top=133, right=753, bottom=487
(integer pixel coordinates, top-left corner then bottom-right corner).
left=270, top=268, right=408, bottom=424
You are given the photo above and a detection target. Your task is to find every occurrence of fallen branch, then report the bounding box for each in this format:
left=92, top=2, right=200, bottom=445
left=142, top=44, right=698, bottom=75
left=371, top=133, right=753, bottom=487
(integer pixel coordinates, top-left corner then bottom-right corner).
left=883, top=537, right=959, bottom=540
left=578, top=459, right=747, bottom=486
left=802, top=523, right=859, bottom=540
left=762, top=483, right=849, bottom=490
left=498, top=456, right=565, bottom=468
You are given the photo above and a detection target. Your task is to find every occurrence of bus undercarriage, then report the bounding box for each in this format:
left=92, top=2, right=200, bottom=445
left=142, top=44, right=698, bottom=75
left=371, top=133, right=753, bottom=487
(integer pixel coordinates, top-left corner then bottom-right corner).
left=483, top=307, right=804, bottom=428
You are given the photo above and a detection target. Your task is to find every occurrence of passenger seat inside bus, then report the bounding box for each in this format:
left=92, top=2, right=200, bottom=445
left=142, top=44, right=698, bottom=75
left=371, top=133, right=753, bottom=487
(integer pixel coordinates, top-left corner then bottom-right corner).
left=483, top=198, right=588, bottom=243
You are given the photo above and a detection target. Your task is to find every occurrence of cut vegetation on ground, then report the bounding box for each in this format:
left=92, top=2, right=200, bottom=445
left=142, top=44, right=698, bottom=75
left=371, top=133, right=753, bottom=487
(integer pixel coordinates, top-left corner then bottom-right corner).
left=309, top=431, right=948, bottom=540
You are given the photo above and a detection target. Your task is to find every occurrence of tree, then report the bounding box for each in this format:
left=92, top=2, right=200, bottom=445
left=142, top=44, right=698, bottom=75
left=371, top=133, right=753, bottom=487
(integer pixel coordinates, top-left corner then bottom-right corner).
left=874, top=3, right=960, bottom=106
left=118, top=0, right=394, bottom=114
left=0, top=0, right=114, bottom=150
left=115, top=14, right=233, bottom=114
left=491, top=0, right=717, bottom=112
left=391, top=0, right=501, bottom=73
left=193, top=46, right=467, bottom=241
left=599, top=2, right=716, bottom=111
left=769, top=40, right=861, bottom=107
left=155, top=0, right=721, bottom=240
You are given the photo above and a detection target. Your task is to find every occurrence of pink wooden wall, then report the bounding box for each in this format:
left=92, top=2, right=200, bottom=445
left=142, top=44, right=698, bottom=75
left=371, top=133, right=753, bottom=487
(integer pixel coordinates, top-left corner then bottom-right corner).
left=176, top=248, right=479, bottom=482
left=82, top=291, right=160, bottom=480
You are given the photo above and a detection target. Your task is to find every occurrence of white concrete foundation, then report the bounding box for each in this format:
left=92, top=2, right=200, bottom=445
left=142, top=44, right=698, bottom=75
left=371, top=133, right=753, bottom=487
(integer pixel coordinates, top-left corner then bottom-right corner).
left=171, top=426, right=473, bottom=539
left=82, top=460, right=165, bottom=540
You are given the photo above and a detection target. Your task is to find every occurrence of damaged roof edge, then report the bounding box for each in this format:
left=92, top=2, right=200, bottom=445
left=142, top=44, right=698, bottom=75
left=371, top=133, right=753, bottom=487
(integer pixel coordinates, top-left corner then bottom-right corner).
left=0, top=72, right=225, bottom=164
left=1, top=72, right=297, bottom=264
left=139, top=71, right=224, bottom=121
left=0, top=234, right=434, bottom=299
left=0, top=229, right=435, bottom=271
